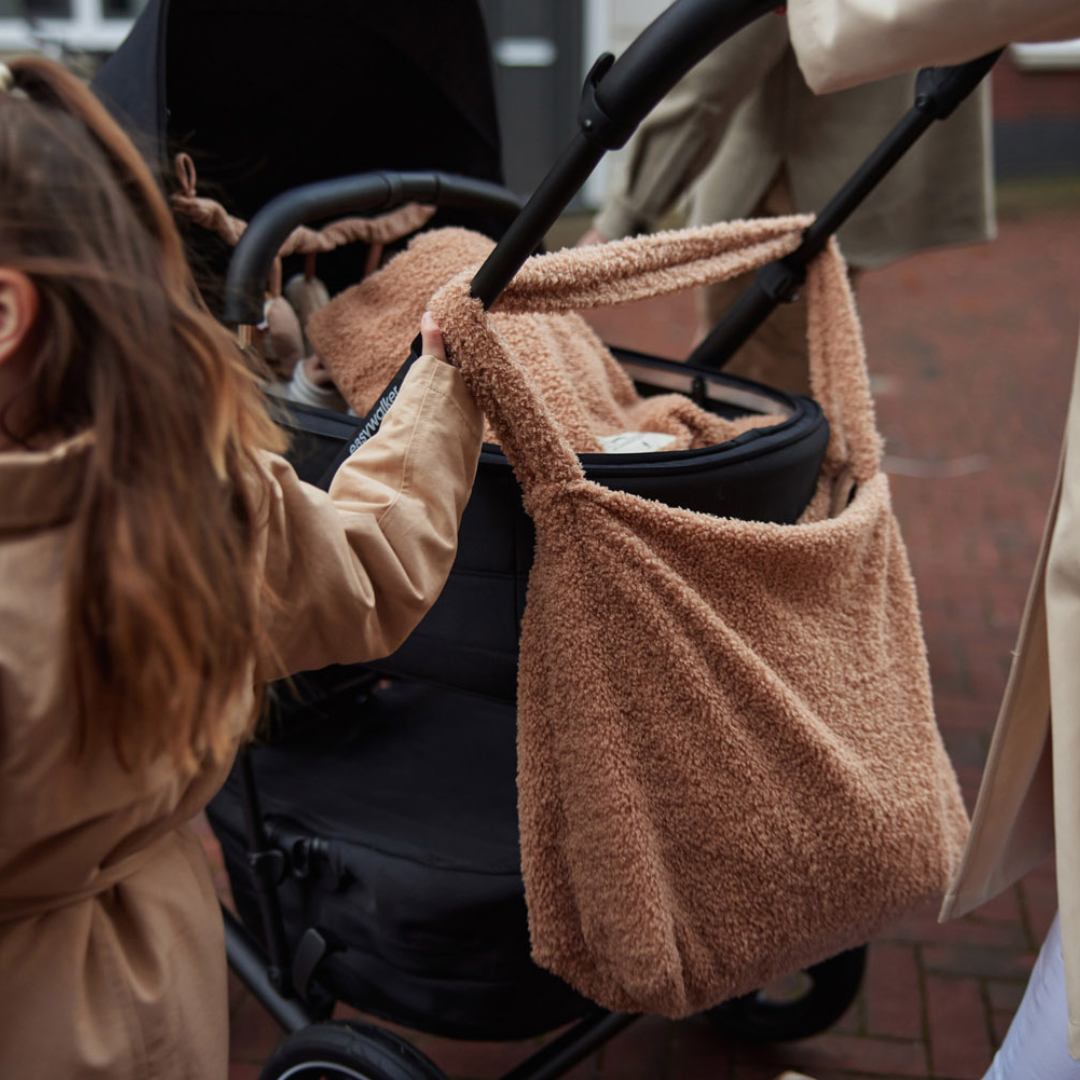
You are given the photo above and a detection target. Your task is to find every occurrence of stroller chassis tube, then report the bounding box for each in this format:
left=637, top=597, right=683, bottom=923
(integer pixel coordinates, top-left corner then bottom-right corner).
left=499, top=1012, right=639, bottom=1080
left=687, top=47, right=1002, bottom=369
left=470, top=0, right=778, bottom=307
left=238, top=750, right=297, bottom=999
left=469, top=132, right=603, bottom=307
left=687, top=107, right=936, bottom=368
left=222, top=903, right=320, bottom=1035
left=223, top=171, right=522, bottom=326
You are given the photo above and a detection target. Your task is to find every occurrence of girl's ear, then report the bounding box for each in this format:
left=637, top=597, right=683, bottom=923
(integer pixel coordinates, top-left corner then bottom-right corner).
left=0, top=269, right=38, bottom=366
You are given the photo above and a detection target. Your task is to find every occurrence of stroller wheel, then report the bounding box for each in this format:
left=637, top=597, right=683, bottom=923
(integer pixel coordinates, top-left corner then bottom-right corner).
left=258, top=1020, right=447, bottom=1080
left=703, top=945, right=867, bottom=1043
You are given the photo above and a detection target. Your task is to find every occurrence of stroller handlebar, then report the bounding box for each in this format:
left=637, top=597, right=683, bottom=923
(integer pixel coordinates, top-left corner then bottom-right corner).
left=585, top=0, right=778, bottom=151
left=469, top=0, right=778, bottom=308
left=223, top=171, right=522, bottom=326
left=470, top=0, right=1000, bottom=311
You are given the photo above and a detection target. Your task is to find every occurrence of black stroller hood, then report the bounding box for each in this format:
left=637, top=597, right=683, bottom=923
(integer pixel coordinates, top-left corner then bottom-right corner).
left=92, top=0, right=503, bottom=217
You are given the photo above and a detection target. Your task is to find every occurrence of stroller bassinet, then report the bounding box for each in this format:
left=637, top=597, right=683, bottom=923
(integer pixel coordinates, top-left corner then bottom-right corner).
left=100, top=0, right=998, bottom=1074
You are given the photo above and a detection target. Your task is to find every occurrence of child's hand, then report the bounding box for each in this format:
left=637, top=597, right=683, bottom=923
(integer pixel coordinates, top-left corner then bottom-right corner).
left=420, top=311, right=449, bottom=364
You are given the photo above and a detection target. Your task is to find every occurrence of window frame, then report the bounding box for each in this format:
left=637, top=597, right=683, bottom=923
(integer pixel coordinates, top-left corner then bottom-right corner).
left=0, top=0, right=141, bottom=51
left=1010, top=39, right=1080, bottom=71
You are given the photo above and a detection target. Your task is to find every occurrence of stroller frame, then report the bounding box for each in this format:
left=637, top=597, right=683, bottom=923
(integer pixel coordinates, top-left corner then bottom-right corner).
left=213, top=0, right=999, bottom=1074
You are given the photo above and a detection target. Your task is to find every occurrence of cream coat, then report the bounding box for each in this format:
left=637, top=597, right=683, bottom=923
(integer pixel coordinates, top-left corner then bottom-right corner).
left=787, top=0, right=1080, bottom=1058
left=0, top=356, right=483, bottom=1079
left=593, top=14, right=993, bottom=270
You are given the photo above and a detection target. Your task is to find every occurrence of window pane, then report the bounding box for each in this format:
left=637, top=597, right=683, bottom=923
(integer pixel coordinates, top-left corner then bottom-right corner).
left=0, top=0, right=76, bottom=15
left=0, top=0, right=149, bottom=20
left=28, top=0, right=73, bottom=14
left=103, top=0, right=148, bottom=14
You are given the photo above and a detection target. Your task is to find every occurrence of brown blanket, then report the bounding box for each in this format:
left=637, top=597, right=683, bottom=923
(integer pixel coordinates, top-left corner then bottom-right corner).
left=308, top=228, right=783, bottom=452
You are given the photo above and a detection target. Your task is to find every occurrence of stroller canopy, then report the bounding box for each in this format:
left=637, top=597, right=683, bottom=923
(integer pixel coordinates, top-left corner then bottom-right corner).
left=93, top=0, right=504, bottom=218
left=93, top=0, right=505, bottom=297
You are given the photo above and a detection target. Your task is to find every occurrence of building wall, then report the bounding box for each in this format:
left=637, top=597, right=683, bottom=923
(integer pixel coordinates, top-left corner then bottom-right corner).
left=993, top=45, right=1080, bottom=179
left=0, top=0, right=144, bottom=53
left=582, top=3, right=1080, bottom=199
left=581, top=0, right=667, bottom=203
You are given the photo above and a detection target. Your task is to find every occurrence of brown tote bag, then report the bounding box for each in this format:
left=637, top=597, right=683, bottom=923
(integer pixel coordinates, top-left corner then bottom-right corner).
left=429, top=217, right=969, bottom=1018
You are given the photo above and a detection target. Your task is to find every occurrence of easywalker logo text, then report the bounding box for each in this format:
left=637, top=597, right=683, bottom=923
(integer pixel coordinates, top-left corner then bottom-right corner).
left=350, top=387, right=399, bottom=452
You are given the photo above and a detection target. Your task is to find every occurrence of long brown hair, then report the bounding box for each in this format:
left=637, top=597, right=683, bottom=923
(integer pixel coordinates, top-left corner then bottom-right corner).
left=0, top=58, right=286, bottom=770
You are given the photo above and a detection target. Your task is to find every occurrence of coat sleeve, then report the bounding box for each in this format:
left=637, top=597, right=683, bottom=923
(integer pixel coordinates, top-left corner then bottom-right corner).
left=787, top=0, right=1080, bottom=93
left=255, top=354, right=484, bottom=680
left=592, top=16, right=789, bottom=240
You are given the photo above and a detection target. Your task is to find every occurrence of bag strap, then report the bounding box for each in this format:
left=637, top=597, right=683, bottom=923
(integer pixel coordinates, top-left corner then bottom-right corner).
left=428, top=217, right=882, bottom=493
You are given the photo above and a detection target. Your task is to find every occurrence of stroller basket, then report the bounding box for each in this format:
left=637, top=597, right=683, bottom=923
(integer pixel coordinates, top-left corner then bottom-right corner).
left=209, top=679, right=590, bottom=1039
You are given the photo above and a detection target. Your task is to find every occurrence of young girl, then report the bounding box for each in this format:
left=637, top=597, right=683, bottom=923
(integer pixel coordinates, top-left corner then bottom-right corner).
left=0, top=58, right=482, bottom=1079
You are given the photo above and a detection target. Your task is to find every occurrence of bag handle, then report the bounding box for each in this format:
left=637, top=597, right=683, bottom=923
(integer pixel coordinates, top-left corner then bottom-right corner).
left=429, top=217, right=882, bottom=494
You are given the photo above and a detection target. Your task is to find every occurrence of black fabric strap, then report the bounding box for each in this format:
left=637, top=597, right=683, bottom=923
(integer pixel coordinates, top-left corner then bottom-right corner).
left=315, top=338, right=422, bottom=488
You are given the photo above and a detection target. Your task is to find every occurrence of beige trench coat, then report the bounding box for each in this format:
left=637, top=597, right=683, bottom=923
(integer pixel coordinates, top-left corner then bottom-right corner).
left=787, top=0, right=1080, bottom=1057
left=593, top=14, right=993, bottom=270
left=0, top=356, right=483, bottom=1079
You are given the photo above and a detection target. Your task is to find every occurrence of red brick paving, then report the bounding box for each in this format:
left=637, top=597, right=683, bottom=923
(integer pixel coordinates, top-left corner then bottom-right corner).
left=195, top=189, right=1080, bottom=1079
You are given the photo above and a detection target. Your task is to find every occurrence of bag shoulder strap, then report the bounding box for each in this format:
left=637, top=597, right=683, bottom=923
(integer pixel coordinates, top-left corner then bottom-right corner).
left=429, top=218, right=882, bottom=492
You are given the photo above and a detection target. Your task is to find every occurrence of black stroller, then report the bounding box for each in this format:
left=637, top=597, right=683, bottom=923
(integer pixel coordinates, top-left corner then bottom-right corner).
left=97, top=2, right=997, bottom=1077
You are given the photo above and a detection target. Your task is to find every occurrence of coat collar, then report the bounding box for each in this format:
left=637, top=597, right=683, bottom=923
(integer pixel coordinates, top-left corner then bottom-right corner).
left=0, top=431, right=93, bottom=532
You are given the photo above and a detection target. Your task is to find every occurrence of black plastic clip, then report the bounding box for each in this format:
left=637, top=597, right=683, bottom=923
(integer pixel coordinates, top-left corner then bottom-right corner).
left=292, top=927, right=344, bottom=1000
left=578, top=53, right=636, bottom=150
left=289, top=835, right=340, bottom=888
left=914, top=49, right=1003, bottom=120
left=756, top=258, right=805, bottom=305
left=247, top=849, right=287, bottom=886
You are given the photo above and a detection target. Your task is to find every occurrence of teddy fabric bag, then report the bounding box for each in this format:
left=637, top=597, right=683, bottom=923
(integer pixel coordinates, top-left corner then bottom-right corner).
left=427, top=216, right=969, bottom=1018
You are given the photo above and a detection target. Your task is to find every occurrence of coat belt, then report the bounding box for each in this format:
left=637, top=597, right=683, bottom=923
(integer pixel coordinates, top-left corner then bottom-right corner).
left=0, top=845, right=157, bottom=924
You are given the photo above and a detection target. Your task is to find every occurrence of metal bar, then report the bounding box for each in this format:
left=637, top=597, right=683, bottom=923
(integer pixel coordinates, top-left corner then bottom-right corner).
left=222, top=905, right=318, bottom=1035
left=223, top=171, right=522, bottom=325
left=591, top=0, right=776, bottom=140
left=687, top=49, right=1001, bottom=370
left=237, top=750, right=294, bottom=997
left=497, top=1012, right=639, bottom=1080
left=470, top=0, right=776, bottom=308
left=687, top=109, right=930, bottom=369
left=469, top=132, right=603, bottom=307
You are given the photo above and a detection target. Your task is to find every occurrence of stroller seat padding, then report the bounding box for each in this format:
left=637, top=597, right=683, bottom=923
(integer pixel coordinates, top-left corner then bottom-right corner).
left=207, top=680, right=590, bottom=1039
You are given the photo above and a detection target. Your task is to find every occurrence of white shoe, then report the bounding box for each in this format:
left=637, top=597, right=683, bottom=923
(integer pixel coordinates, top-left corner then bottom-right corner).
left=775, top=1073, right=817, bottom=1080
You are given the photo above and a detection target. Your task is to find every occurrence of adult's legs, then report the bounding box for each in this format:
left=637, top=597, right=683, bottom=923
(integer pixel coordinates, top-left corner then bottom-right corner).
left=985, top=911, right=1080, bottom=1080
left=695, top=172, right=812, bottom=396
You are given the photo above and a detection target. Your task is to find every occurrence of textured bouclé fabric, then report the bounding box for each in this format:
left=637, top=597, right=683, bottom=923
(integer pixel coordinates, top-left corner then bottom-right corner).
left=308, top=227, right=783, bottom=452
left=426, top=218, right=969, bottom=1017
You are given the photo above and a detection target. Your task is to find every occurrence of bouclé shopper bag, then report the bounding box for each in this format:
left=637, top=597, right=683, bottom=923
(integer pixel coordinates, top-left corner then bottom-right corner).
left=428, top=217, right=969, bottom=1017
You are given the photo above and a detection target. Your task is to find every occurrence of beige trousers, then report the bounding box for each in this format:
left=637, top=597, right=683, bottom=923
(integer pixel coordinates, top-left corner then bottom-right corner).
left=695, top=172, right=859, bottom=397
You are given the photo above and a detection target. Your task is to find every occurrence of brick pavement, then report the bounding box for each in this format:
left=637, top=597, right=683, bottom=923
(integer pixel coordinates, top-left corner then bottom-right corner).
left=198, top=188, right=1080, bottom=1079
